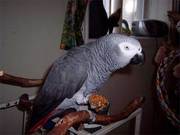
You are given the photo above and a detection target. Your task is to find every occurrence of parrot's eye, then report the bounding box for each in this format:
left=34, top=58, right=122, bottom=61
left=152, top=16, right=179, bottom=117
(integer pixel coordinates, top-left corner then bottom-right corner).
left=125, top=46, right=129, bottom=50
left=138, top=48, right=141, bottom=51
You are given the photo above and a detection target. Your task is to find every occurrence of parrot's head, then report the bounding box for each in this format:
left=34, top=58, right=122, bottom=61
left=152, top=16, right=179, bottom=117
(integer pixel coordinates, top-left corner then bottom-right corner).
left=103, top=34, right=145, bottom=68
left=117, top=39, right=144, bottom=65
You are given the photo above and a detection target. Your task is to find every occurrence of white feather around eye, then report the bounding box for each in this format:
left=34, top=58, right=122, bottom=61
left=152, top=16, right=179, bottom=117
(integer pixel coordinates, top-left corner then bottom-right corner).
left=118, top=42, right=139, bottom=56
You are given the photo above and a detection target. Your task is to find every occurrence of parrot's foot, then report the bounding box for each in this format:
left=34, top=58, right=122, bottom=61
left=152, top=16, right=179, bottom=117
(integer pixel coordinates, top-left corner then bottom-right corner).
left=73, top=93, right=89, bottom=105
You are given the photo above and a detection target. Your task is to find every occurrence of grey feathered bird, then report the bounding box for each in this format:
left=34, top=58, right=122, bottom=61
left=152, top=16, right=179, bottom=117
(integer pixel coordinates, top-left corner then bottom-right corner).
left=28, top=34, right=144, bottom=133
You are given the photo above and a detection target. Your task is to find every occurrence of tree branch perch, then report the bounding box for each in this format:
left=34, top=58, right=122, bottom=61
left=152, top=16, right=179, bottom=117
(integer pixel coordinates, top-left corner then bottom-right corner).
left=0, top=70, right=43, bottom=87
left=48, top=96, right=145, bottom=135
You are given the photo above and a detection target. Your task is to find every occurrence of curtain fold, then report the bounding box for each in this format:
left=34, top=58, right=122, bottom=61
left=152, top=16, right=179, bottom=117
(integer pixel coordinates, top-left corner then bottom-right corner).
left=60, top=0, right=88, bottom=50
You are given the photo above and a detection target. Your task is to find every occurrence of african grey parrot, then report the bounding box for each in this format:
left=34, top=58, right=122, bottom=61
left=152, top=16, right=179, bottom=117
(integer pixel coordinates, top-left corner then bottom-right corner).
left=28, top=34, right=144, bottom=133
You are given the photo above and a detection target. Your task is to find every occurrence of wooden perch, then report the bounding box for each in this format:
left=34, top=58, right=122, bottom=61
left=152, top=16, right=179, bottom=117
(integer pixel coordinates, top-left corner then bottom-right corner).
left=48, top=96, right=145, bottom=135
left=0, top=70, right=43, bottom=87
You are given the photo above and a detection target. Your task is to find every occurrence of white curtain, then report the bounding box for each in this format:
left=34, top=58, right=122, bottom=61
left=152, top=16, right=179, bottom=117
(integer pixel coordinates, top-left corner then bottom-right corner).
left=103, top=0, right=110, bottom=17
left=103, top=0, right=123, bottom=17
left=122, top=0, right=144, bottom=28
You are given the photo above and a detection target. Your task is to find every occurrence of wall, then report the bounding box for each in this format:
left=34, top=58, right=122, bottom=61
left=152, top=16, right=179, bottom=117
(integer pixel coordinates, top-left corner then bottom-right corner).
left=144, top=0, right=172, bottom=23
left=0, top=1, right=2, bottom=67
left=0, top=0, right=67, bottom=134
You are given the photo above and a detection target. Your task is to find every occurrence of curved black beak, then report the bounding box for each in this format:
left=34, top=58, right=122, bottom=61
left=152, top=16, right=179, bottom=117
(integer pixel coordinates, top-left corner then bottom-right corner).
left=130, top=50, right=145, bottom=65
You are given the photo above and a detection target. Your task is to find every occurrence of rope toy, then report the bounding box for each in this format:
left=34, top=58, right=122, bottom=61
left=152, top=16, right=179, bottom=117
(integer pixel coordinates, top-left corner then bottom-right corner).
left=156, top=49, right=180, bottom=128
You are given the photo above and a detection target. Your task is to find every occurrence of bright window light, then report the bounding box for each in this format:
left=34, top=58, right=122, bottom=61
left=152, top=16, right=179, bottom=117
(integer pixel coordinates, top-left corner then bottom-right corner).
left=125, top=0, right=136, bottom=14
left=122, top=0, right=144, bottom=28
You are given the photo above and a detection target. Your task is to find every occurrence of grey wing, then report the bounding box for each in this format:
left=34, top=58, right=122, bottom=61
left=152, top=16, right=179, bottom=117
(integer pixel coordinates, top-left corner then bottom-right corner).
left=29, top=49, right=89, bottom=127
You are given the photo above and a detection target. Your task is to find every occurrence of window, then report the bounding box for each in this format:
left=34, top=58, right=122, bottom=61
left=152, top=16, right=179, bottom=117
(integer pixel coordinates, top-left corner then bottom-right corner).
left=122, top=0, right=144, bottom=28
left=82, top=0, right=145, bottom=43
left=82, top=0, right=122, bottom=43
